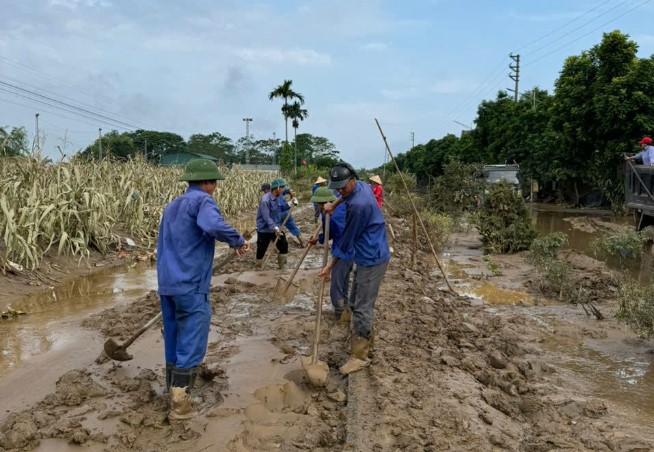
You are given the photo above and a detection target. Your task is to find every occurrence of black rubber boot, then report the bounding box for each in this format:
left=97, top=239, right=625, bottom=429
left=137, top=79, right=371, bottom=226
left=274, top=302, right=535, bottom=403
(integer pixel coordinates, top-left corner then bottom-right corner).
left=165, top=363, right=175, bottom=392
left=169, top=368, right=197, bottom=421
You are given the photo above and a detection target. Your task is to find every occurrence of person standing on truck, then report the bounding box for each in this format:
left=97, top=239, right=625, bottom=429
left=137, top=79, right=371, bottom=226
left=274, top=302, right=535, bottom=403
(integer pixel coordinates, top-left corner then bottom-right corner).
left=626, top=137, right=654, bottom=166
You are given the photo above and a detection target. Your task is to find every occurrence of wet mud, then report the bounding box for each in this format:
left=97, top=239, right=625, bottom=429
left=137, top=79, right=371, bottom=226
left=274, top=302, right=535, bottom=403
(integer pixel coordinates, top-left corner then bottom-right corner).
left=1, top=206, right=654, bottom=451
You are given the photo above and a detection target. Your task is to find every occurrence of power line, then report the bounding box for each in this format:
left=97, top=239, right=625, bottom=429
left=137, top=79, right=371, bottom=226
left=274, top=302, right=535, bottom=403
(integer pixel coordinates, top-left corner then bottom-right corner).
left=0, top=80, right=140, bottom=130
left=0, top=85, right=134, bottom=130
left=0, top=55, right=147, bottom=119
left=514, top=0, right=613, bottom=53
left=524, top=0, right=652, bottom=67
left=0, top=72, right=150, bottom=130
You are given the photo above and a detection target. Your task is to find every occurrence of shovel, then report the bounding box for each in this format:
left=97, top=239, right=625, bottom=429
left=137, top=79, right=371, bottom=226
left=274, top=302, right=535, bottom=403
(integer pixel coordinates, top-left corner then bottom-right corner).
left=301, top=213, right=330, bottom=387
left=262, top=203, right=296, bottom=265
left=102, top=234, right=252, bottom=362
left=103, top=312, right=162, bottom=361
left=274, top=223, right=323, bottom=302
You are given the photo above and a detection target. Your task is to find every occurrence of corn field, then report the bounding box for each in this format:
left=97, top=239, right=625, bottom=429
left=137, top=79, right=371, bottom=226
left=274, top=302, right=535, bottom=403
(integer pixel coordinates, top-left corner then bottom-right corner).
left=0, top=156, right=273, bottom=270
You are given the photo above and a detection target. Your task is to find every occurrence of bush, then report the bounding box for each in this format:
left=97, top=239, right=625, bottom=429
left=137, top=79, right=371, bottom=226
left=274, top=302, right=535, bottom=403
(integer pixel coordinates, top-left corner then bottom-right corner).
left=429, top=161, right=485, bottom=216
left=476, top=181, right=537, bottom=254
left=616, top=281, right=654, bottom=338
left=592, top=231, right=645, bottom=265
left=525, top=233, right=571, bottom=298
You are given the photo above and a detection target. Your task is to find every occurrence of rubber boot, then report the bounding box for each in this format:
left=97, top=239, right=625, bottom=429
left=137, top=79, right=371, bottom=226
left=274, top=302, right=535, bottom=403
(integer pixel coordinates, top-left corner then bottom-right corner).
left=333, top=300, right=344, bottom=321
left=340, top=336, right=371, bottom=375
left=277, top=253, right=287, bottom=270
left=338, top=306, right=353, bottom=324
left=164, top=363, right=174, bottom=393
left=169, top=368, right=197, bottom=421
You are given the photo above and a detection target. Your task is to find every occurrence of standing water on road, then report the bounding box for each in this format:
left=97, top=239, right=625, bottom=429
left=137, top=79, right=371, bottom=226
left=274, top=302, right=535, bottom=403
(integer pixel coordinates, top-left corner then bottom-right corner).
left=0, top=263, right=157, bottom=377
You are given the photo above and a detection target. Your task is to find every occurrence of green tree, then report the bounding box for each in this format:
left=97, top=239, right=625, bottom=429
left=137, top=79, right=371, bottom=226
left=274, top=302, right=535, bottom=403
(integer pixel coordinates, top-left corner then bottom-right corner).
left=81, top=130, right=136, bottom=160
left=187, top=132, right=236, bottom=163
left=126, top=130, right=186, bottom=162
left=286, top=101, right=309, bottom=172
left=550, top=30, right=654, bottom=205
left=279, top=142, right=294, bottom=173
left=269, top=80, right=305, bottom=143
left=0, top=126, right=29, bottom=156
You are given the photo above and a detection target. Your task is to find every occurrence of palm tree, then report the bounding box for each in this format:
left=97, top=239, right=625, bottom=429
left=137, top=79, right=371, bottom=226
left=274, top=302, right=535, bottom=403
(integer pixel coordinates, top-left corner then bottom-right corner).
left=268, top=80, right=304, bottom=143
left=286, top=101, right=309, bottom=173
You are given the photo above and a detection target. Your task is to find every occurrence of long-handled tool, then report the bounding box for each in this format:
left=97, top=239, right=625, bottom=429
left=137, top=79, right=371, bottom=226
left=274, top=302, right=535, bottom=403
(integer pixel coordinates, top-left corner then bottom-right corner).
left=262, top=203, right=296, bottom=265
left=211, top=229, right=255, bottom=274
left=274, top=223, right=323, bottom=302
left=104, top=312, right=162, bottom=361
left=102, top=231, right=252, bottom=362
left=301, top=213, right=330, bottom=387
left=375, top=119, right=457, bottom=295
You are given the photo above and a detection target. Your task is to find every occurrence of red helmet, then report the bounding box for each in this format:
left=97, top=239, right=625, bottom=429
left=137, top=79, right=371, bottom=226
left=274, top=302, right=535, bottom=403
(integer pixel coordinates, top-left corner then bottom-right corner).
left=639, top=137, right=652, bottom=145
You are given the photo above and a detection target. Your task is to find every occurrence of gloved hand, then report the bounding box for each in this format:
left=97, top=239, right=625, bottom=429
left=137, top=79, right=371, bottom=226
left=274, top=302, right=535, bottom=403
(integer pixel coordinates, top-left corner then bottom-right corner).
left=274, top=226, right=281, bottom=236
left=291, top=198, right=298, bottom=206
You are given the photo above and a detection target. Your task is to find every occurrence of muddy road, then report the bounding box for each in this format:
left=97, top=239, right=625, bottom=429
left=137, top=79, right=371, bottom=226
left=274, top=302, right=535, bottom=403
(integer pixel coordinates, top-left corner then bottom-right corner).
left=1, top=206, right=654, bottom=451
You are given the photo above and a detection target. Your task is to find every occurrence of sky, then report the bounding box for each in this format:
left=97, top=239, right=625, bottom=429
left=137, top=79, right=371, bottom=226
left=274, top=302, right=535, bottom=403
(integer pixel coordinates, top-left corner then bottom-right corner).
left=2, top=0, right=654, bottom=168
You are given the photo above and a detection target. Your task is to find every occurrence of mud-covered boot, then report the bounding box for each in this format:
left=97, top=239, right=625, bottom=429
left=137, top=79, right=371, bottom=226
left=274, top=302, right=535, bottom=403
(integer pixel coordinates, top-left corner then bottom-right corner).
left=338, top=306, right=353, bottom=324
left=277, top=253, right=288, bottom=270
left=340, top=336, right=371, bottom=375
left=169, top=368, right=198, bottom=421
left=164, top=363, right=174, bottom=392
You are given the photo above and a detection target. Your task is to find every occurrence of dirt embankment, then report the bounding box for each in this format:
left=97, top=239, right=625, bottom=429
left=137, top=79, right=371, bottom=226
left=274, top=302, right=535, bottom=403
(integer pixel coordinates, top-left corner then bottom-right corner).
left=1, top=207, right=654, bottom=451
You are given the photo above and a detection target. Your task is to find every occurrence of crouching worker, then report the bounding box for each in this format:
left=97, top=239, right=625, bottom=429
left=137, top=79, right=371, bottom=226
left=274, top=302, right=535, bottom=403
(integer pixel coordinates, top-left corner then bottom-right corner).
left=320, top=162, right=390, bottom=375
left=157, top=159, right=250, bottom=421
left=256, top=177, right=289, bottom=269
left=308, top=187, right=353, bottom=321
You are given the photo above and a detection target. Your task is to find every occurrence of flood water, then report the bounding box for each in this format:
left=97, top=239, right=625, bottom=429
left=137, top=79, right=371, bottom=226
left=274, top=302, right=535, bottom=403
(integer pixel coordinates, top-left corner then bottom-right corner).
left=0, top=264, right=157, bottom=377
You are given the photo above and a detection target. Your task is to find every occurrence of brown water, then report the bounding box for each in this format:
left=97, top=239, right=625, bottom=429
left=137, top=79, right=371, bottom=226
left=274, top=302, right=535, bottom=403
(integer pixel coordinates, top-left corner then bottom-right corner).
left=531, top=205, right=654, bottom=283
left=0, top=263, right=157, bottom=377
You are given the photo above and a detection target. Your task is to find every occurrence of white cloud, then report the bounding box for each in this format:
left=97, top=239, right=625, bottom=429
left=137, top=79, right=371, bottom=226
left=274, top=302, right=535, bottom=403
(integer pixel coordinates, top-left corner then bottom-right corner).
left=231, top=47, right=332, bottom=66
left=361, top=41, right=388, bottom=51
left=428, top=79, right=478, bottom=95
left=49, top=0, right=110, bottom=9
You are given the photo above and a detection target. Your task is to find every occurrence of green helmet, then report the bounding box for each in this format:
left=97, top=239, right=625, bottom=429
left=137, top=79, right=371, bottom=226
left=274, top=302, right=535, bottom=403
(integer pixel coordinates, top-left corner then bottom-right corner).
left=311, top=186, right=337, bottom=203
left=270, top=178, right=287, bottom=190
left=179, top=159, right=224, bottom=182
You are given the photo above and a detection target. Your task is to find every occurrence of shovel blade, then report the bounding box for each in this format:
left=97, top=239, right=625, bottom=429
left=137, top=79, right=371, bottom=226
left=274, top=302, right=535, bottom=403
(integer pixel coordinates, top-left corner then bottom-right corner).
left=103, top=338, right=134, bottom=361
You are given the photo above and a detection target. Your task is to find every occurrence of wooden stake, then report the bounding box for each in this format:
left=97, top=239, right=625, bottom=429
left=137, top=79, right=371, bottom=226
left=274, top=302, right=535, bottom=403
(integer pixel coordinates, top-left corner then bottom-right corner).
left=375, top=119, right=456, bottom=294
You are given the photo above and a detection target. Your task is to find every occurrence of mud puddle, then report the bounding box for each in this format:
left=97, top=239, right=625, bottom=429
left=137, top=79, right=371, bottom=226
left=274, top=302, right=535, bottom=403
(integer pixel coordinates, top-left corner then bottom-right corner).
left=0, top=264, right=157, bottom=378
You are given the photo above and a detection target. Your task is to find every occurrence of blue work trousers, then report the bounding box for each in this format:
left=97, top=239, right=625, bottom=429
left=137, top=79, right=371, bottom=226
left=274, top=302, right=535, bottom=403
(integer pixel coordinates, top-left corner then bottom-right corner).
left=331, top=259, right=353, bottom=315
left=349, top=262, right=389, bottom=339
left=160, top=292, right=212, bottom=369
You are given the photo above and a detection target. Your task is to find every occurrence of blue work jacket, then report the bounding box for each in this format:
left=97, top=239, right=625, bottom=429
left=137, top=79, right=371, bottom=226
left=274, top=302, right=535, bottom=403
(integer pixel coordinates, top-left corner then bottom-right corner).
left=319, top=203, right=352, bottom=260
left=157, top=185, right=244, bottom=295
left=256, top=192, right=280, bottom=233
left=333, top=181, right=390, bottom=267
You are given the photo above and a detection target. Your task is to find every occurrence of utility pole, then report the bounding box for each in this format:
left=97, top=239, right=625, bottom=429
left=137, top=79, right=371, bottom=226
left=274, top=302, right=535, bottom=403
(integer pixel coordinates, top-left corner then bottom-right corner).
left=411, top=132, right=415, bottom=149
left=98, top=128, right=103, bottom=160
left=34, top=113, right=40, bottom=152
left=144, top=138, right=148, bottom=160
left=272, top=132, right=276, bottom=166
left=242, top=118, right=252, bottom=165
left=508, top=53, right=520, bottom=102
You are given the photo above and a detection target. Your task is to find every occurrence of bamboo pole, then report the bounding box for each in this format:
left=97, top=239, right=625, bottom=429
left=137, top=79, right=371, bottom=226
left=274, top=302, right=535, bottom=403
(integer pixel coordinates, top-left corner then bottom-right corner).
left=375, top=119, right=456, bottom=294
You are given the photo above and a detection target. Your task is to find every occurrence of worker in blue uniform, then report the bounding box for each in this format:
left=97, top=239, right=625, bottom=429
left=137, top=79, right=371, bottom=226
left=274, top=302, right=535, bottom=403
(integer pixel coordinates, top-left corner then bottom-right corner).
left=157, top=159, right=250, bottom=420
left=309, top=186, right=353, bottom=320
left=320, top=161, right=390, bottom=375
left=256, top=177, right=289, bottom=269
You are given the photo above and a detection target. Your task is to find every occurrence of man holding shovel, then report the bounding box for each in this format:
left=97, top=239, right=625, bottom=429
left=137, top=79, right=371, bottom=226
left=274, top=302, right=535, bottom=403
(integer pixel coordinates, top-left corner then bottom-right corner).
left=255, top=177, right=289, bottom=269
left=157, top=159, right=250, bottom=420
left=320, top=161, right=390, bottom=375
left=308, top=187, right=353, bottom=321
